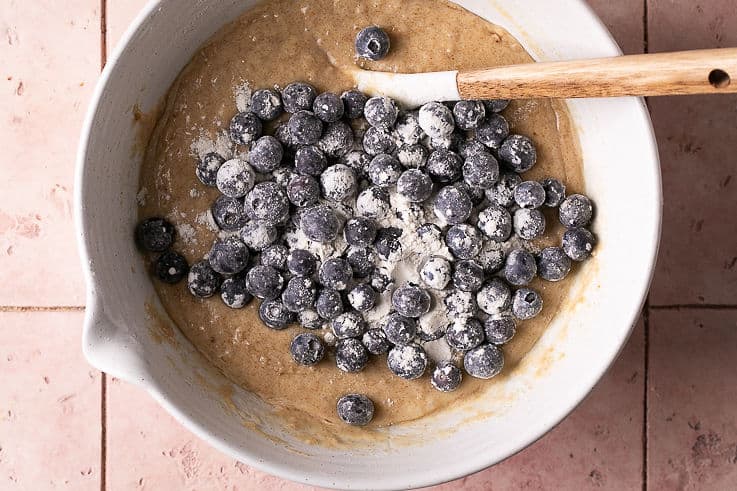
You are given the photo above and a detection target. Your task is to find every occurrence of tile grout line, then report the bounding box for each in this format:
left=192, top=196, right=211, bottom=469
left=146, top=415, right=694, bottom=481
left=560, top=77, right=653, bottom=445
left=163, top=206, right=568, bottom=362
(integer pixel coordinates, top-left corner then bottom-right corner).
left=649, top=304, right=737, bottom=310
left=0, top=306, right=85, bottom=312
left=642, top=2, right=649, bottom=490
left=100, top=1, right=107, bottom=490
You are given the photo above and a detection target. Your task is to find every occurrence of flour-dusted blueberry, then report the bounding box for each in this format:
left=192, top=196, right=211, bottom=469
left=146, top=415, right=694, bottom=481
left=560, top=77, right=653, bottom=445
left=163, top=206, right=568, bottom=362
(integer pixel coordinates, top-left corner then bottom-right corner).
left=514, top=181, right=546, bottom=209
left=229, top=111, right=262, bottom=146
left=464, top=343, right=504, bottom=379
left=320, top=164, right=357, bottom=202
left=362, top=329, right=391, bottom=355
left=455, top=181, right=486, bottom=206
left=356, top=186, right=391, bottom=219
left=250, top=88, right=283, bottom=121
left=445, top=224, right=483, bottom=260
left=537, top=246, right=572, bottom=281
left=484, top=315, right=516, bottom=345
left=316, top=288, right=344, bottom=320
left=452, top=259, right=485, bottom=292
left=383, top=313, right=418, bottom=345
left=154, top=251, right=188, bottom=284
left=300, top=205, right=340, bottom=243
left=392, top=284, right=431, bottom=318
left=453, top=100, right=486, bottom=130
left=208, top=236, right=250, bottom=275
left=272, top=165, right=295, bottom=190
left=387, top=344, right=428, bottom=380
left=511, top=287, right=543, bottom=320
left=288, top=110, right=323, bottom=145
left=290, top=332, right=325, bottom=366
left=211, top=196, right=248, bottom=232
left=299, top=309, right=324, bottom=330
left=476, top=113, right=509, bottom=150
left=419, top=256, right=452, bottom=290
left=340, top=150, right=371, bottom=177
left=418, top=101, right=455, bottom=139
left=364, top=96, right=399, bottom=130
left=476, top=244, right=506, bottom=274
left=434, top=185, right=472, bottom=225
left=395, top=111, right=425, bottom=145
left=477, top=277, right=512, bottom=315
left=431, top=361, right=463, bottom=392
left=499, top=134, right=537, bottom=172
left=397, top=169, right=433, bottom=203
left=485, top=171, right=522, bottom=208
left=429, top=132, right=463, bottom=152
left=344, top=217, right=377, bottom=247
left=477, top=205, right=512, bottom=242
left=286, top=175, right=320, bottom=208
left=136, top=217, right=175, bottom=252
left=541, top=177, right=566, bottom=208
left=426, top=149, right=463, bottom=183
left=282, top=276, right=317, bottom=313
left=245, top=265, right=284, bottom=300
left=335, top=338, right=370, bottom=372
left=220, top=276, right=253, bottom=309
left=259, top=299, right=295, bottom=329
left=341, top=89, right=368, bottom=119
left=239, top=221, right=277, bottom=251
left=417, top=223, right=444, bottom=247
left=293, top=146, right=327, bottom=177
left=312, top=92, right=344, bottom=123
left=445, top=288, right=478, bottom=319
left=332, top=311, right=367, bottom=339
left=348, top=283, right=376, bottom=312
left=287, top=248, right=317, bottom=277
left=355, top=25, right=391, bottom=61
left=337, top=393, right=375, bottom=426
left=317, top=121, right=354, bottom=158
left=483, top=99, right=510, bottom=113
left=396, top=144, right=428, bottom=169
left=216, top=159, right=255, bottom=198
left=346, top=246, right=376, bottom=278
left=559, top=194, right=594, bottom=228
left=245, top=182, right=289, bottom=226
left=462, top=151, right=499, bottom=189
left=374, top=227, right=403, bottom=261
left=457, top=138, right=488, bottom=159
left=249, top=136, right=283, bottom=173
left=504, top=249, right=537, bottom=286
left=282, top=82, right=317, bottom=113
left=319, top=257, right=353, bottom=290
left=188, top=260, right=223, bottom=298
left=368, top=154, right=402, bottom=188
left=514, top=208, right=546, bottom=240
left=260, top=244, right=288, bottom=271
left=362, top=126, right=397, bottom=156
left=274, top=123, right=299, bottom=152
left=196, top=152, right=226, bottom=187
left=562, top=227, right=596, bottom=261
left=446, top=318, right=486, bottom=351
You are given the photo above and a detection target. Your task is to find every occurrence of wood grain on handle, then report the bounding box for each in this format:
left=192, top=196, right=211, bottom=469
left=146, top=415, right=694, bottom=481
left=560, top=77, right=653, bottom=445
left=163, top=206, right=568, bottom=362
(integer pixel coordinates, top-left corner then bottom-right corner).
left=457, top=48, right=737, bottom=99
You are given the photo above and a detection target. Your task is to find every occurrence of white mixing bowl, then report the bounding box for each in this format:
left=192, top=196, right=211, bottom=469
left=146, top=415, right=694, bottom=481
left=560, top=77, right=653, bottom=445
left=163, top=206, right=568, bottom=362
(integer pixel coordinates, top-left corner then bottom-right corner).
left=75, top=1, right=661, bottom=489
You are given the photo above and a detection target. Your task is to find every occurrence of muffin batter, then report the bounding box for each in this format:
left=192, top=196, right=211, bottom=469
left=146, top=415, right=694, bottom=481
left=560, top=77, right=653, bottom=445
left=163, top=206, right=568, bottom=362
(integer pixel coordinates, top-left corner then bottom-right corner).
left=139, top=0, right=585, bottom=439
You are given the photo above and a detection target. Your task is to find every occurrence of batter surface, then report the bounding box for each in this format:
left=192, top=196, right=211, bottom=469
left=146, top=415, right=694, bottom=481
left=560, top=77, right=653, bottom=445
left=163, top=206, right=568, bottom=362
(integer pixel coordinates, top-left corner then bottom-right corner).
left=139, top=0, right=585, bottom=439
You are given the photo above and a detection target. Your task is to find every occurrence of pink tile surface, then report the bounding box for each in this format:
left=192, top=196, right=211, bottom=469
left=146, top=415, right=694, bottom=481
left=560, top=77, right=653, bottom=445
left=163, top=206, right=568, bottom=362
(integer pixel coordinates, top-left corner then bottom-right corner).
left=107, top=0, right=150, bottom=51
left=0, top=311, right=100, bottom=489
left=0, top=1, right=98, bottom=306
left=648, top=308, right=737, bottom=490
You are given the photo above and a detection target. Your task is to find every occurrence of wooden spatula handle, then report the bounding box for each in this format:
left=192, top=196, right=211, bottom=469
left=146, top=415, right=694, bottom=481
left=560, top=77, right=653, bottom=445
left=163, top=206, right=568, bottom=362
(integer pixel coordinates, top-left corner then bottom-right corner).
left=457, top=48, right=737, bottom=99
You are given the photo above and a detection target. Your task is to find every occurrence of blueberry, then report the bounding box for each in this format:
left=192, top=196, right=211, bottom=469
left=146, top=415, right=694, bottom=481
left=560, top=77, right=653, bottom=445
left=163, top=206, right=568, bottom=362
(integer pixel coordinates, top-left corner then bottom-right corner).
left=136, top=217, right=175, bottom=252
left=511, top=287, right=543, bottom=320
left=453, top=100, right=486, bottom=130
left=290, top=332, right=325, bottom=366
left=294, top=145, right=327, bottom=176
left=476, top=244, right=506, bottom=274
left=208, top=236, right=249, bottom=275
left=364, top=96, right=399, bottom=130
left=362, top=328, right=391, bottom=355
left=476, top=114, right=509, bottom=150
left=300, top=205, right=340, bottom=243
left=454, top=181, right=486, bottom=206
left=387, top=344, right=428, bottom=380
left=340, top=150, right=371, bottom=177
left=417, top=223, right=444, bottom=247
left=559, top=194, right=594, bottom=228
left=397, top=169, right=433, bottom=202
left=476, top=277, right=512, bottom=314
left=374, top=227, right=403, bottom=261
left=484, top=315, right=516, bottom=345
left=356, top=186, right=391, bottom=219
left=216, top=159, right=255, bottom=198
left=319, top=257, right=353, bottom=290
left=426, top=149, right=462, bottom=183
left=220, top=276, right=253, bottom=309
left=434, top=185, right=472, bottom=225
left=239, top=221, right=277, bottom=251
left=187, top=260, right=223, bottom=298
left=477, top=204, right=512, bottom=242
left=457, top=138, right=488, bottom=159
left=344, top=217, right=377, bottom=247
left=282, top=276, right=317, bottom=313
left=244, top=182, right=289, bottom=226
left=431, top=360, right=463, bottom=392
left=299, top=309, right=324, bottom=330
left=272, top=165, right=296, bottom=189
left=320, top=164, right=357, bottom=202
left=429, top=132, right=463, bottom=152
left=317, top=121, right=354, bottom=158
left=392, top=284, right=431, bottom=318
left=418, top=102, right=455, bottom=139
left=514, top=181, right=546, bottom=209
left=250, top=88, right=283, bottom=121
left=196, top=152, right=226, bottom=187
left=394, top=111, right=424, bottom=145
left=504, top=249, right=537, bottom=286
left=499, top=134, right=537, bottom=172
left=513, top=208, right=546, bottom=240
left=396, top=144, right=428, bottom=169
left=249, top=136, right=283, bottom=173
left=335, top=338, right=370, bottom=373
left=274, top=123, right=298, bottom=151
left=464, top=343, right=504, bottom=379
left=485, top=171, right=522, bottom=208
left=332, top=311, right=367, bottom=339
left=383, top=313, right=418, bottom=345
left=483, top=99, right=510, bottom=113
left=154, top=251, right=188, bottom=284
left=312, top=92, right=344, bottom=123
left=336, top=393, right=374, bottom=426
left=562, top=227, right=596, bottom=261
left=287, top=249, right=317, bottom=277
left=362, top=126, right=397, bottom=156
left=288, top=110, right=323, bottom=145
left=286, top=175, right=320, bottom=208
left=462, top=151, right=499, bottom=189
left=245, top=265, right=284, bottom=299
left=347, top=283, right=377, bottom=312
left=541, top=177, right=566, bottom=208
left=281, top=82, right=317, bottom=114
left=229, top=112, right=262, bottom=146
left=368, top=154, right=403, bottom=187
left=211, top=196, right=247, bottom=232
left=419, top=256, right=452, bottom=290
left=341, top=89, right=368, bottom=119
left=259, top=299, right=295, bottom=329
left=445, top=289, right=478, bottom=320
left=260, top=244, right=288, bottom=271
left=315, top=288, right=344, bottom=320
left=355, top=26, right=391, bottom=61
left=445, top=224, right=483, bottom=260
left=346, top=246, right=376, bottom=278
left=452, top=259, right=485, bottom=292
left=446, top=318, right=486, bottom=351
left=537, top=246, right=572, bottom=281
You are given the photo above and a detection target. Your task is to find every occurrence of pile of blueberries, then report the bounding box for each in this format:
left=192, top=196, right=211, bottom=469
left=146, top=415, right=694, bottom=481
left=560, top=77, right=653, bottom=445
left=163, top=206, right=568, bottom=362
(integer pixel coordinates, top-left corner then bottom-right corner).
left=136, top=26, right=596, bottom=426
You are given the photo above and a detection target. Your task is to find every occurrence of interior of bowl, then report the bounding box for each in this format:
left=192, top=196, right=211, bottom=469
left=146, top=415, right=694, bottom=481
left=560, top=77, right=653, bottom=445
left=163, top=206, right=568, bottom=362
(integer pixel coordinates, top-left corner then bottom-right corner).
left=76, top=0, right=661, bottom=489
